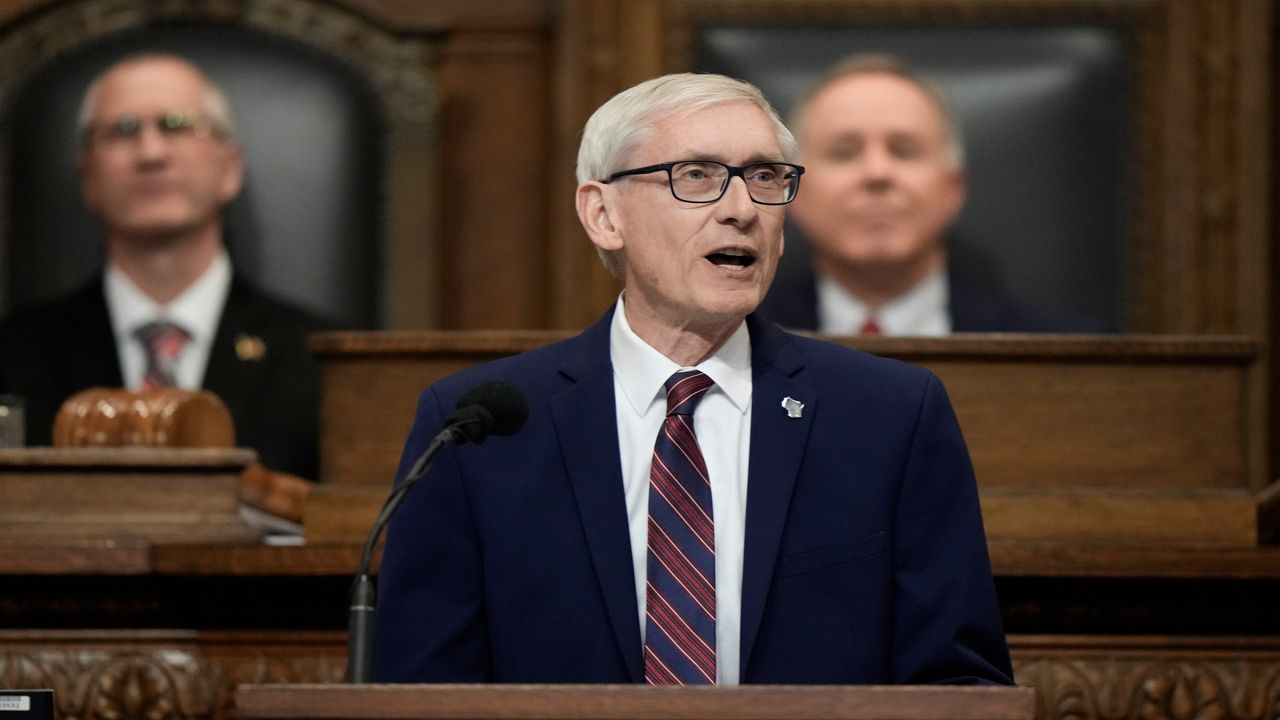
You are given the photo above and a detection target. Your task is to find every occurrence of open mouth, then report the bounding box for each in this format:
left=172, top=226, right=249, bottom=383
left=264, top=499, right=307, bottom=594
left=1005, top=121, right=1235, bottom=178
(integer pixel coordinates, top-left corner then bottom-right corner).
left=706, top=248, right=757, bottom=268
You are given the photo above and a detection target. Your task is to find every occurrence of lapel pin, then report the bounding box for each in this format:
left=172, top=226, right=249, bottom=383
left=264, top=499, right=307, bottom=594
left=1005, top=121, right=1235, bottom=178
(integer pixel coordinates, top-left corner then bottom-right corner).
left=235, top=334, right=268, bottom=361
left=781, top=396, right=804, bottom=419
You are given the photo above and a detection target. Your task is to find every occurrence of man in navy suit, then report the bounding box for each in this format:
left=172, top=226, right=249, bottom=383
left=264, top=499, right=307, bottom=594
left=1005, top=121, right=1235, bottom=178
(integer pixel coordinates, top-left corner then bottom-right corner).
left=0, top=54, right=325, bottom=479
left=373, top=72, right=1013, bottom=685
left=757, top=53, right=1093, bottom=335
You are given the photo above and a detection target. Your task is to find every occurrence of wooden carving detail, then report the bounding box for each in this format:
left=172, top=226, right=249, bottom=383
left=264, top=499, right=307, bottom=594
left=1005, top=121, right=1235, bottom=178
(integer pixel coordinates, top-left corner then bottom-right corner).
left=244, top=0, right=438, bottom=131
left=1014, top=656, right=1280, bottom=720
left=0, top=643, right=345, bottom=720
left=7, top=640, right=1280, bottom=720
left=0, top=0, right=437, bottom=132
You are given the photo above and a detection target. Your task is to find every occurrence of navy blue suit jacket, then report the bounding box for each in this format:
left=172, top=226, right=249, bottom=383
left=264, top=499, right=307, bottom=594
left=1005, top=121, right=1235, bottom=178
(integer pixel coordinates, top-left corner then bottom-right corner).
left=373, top=308, right=1012, bottom=684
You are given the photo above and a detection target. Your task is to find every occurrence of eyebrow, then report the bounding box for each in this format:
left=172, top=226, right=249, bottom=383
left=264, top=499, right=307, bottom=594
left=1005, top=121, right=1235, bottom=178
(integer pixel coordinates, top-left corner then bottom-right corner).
left=675, top=152, right=789, bottom=165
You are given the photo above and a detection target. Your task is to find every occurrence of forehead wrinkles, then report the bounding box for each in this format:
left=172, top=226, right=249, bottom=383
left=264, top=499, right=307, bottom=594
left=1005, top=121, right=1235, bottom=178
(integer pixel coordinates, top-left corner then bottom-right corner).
left=644, top=104, right=783, bottom=164
left=805, top=77, right=947, bottom=142
left=95, top=65, right=208, bottom=117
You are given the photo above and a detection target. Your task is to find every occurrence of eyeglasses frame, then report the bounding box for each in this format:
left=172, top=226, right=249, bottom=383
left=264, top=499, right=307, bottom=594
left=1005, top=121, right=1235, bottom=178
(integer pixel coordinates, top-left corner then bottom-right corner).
left=82, top=109, right=230, bottom=149
left=602, top=160, right=805, bottom=205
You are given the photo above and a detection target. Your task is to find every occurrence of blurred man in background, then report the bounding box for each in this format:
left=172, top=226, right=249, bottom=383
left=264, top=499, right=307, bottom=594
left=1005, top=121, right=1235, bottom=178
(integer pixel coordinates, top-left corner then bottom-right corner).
left=758, top=53, right=1093, bottom=335
left=0, top=53, right=326, bottom=479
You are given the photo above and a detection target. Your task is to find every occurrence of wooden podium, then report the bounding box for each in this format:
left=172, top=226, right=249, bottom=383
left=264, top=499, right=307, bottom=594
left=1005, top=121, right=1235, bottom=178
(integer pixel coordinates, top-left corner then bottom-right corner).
left=235, top=684, right=1037, bottom=720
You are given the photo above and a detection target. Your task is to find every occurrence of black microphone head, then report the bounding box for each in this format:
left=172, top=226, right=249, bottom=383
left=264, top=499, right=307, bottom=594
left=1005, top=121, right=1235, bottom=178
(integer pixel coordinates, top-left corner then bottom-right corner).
left=448, top=379, right=529, bottom=444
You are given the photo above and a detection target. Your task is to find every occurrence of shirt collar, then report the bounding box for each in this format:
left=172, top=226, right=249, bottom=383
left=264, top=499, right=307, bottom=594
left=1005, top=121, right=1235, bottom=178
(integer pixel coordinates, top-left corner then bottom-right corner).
left=105, top=248, right=233, bottom=345
left=609, top=295, right=753, bottom=418
left=816, top=267, right=951, bottom=336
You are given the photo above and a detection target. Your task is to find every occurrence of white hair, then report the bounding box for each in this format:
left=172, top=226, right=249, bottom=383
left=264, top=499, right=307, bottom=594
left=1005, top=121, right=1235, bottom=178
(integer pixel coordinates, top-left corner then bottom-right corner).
left=76, top=53, right=237, bottom=148
left=576, top=72, right=796, bottom=275
left=577, top=72, right=795, bottom=183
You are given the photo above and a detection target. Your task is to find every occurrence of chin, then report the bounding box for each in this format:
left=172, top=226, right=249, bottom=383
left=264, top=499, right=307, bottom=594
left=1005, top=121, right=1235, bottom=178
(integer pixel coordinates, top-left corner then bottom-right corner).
left=700, top=294, right=761, bottom=323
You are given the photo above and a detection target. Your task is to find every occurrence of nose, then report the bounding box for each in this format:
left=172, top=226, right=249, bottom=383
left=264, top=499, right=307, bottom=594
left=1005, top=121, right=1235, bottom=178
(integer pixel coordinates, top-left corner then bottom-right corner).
left=859, top=144, right=895, bottom=186
left=713, top=175, right=759, bottom=227
left=133, top=123, right=171, bottom=163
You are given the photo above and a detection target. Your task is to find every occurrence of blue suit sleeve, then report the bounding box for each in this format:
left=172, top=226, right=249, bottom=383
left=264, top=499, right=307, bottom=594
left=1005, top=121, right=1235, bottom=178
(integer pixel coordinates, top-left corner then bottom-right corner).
left=891, top=373, right=1014, bottom=685
left=372, top=388, right=493, bottom=682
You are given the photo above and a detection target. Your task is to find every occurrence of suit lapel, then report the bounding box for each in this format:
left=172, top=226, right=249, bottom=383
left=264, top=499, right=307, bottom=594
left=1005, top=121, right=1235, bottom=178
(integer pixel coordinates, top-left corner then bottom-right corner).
left=548, top=309, right=643, bottom=682
left=202, top=281, right=265, bottom=421
left=55, top=278, right=124, bottom=388
left=739, top=316, right=814, bottom=677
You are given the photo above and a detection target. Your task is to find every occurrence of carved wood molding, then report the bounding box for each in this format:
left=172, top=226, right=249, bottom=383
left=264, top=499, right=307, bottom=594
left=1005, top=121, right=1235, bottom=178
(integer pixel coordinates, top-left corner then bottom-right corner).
left=1013, top=650, right=1280, bottom=720
left=0, top=632, right=345, bottom=720
left=0, top=0, right=437, bottom=132
left=5, top=632, right=1280, bottom=720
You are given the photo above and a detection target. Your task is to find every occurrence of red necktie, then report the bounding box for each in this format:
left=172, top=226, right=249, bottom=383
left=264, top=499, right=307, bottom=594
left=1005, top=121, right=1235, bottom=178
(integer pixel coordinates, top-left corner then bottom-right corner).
left=644, top=369, right=717, bottom=684
left=135, top=321, right=190, bottom=390
left=859, top=315, right=882, bottom=335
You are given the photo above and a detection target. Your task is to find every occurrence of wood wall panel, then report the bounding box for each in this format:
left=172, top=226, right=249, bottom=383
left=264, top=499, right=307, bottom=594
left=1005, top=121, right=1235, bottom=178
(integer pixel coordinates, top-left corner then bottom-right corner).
left=436, top=29, right=552, bottom=330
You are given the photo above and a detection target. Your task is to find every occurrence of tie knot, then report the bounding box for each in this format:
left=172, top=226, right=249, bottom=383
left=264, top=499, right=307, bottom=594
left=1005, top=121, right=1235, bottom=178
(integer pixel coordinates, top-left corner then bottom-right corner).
left=135, top=321, right=190, bottom=358
left=664, top=370, right=714, bottom=417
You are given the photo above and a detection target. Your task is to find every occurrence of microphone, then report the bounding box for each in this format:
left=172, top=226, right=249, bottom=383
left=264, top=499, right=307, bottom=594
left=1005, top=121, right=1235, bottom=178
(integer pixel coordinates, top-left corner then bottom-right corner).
left=345, top=379, right=528, bottom=683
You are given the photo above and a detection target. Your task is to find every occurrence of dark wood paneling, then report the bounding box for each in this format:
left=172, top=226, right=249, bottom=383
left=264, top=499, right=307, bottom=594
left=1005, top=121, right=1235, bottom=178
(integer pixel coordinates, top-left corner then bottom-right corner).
left=437, top=29, right=552, bottom=329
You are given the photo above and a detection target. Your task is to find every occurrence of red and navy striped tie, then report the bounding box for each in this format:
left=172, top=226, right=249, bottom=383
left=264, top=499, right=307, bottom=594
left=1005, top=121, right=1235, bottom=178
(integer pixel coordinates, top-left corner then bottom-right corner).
left=135, top=321, right=190, bottom=391
left=644, top=369, right=716, bottom=685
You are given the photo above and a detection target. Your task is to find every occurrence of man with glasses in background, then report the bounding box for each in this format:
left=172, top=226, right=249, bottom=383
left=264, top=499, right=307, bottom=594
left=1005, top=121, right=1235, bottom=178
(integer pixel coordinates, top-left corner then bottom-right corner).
left=0, top=53, right=326, bottom=480
left=373, top=72, right=1012, bottom=686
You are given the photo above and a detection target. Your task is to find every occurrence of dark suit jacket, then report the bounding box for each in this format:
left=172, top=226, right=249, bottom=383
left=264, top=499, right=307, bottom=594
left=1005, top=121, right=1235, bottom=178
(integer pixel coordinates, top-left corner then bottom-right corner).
left=373, top=307, right=1013, bottom=684
left=758, top=263, right=1100, bottom=333
left=0, top=274, right=327, bottom=479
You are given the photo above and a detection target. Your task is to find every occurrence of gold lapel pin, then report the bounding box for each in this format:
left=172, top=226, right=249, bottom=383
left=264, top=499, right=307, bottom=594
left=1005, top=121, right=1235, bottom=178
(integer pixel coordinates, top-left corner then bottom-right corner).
left=235, top=334, right=268, bottom=361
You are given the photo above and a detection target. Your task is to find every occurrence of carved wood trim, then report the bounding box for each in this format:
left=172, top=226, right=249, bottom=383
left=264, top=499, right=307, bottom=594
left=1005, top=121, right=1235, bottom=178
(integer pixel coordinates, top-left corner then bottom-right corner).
left=1011, top=637, right=1280, bottom=720
left=0, top=631, right=346, bottom=720
left=4, top=632, right=1280, bottom=720
left=307, top=329, right=1259, bottom=363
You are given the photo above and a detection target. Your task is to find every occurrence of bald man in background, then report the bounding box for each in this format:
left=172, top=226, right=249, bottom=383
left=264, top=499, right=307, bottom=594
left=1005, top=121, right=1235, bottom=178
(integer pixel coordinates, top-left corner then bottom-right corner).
left=759, top=53, right=1095, bottom=335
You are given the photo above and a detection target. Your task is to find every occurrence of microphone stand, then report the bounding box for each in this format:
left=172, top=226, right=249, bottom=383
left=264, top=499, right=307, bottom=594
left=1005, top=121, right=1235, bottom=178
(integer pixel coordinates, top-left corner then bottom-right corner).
left=345, top=424, right=467, bottom=683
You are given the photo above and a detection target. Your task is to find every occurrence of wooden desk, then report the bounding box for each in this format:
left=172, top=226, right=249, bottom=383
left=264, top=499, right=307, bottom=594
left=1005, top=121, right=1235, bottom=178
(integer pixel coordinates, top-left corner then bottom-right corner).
left=313, top=332, right=1277, bottom=545
left=235, top=683, right=1038, bottom=720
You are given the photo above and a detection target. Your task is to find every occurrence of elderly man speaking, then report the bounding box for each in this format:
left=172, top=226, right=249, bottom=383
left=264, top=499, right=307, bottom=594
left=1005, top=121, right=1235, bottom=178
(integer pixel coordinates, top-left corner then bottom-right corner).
left=373, top=72, right=1012, bottom=686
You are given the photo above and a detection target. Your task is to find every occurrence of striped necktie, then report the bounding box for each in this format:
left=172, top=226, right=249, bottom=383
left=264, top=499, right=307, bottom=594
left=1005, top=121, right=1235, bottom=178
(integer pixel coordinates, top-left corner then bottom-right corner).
left=135, top=321, right=190, bottom=391
left=644, top=369, right=716, bottom=685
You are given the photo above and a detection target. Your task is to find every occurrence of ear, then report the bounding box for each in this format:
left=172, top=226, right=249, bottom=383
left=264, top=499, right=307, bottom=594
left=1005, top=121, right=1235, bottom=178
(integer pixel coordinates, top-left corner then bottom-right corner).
left=576, top=181, right=624, bottom=253
left=942, top=168, right=967, bottom=225
left=76, top=152, right=99, bottom=209
left=218, top=141, right=245, bottom=203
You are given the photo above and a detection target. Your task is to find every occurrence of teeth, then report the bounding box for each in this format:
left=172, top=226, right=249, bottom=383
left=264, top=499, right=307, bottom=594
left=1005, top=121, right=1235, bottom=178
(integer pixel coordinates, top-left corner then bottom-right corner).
left=718, top=248, right=750, bottom=257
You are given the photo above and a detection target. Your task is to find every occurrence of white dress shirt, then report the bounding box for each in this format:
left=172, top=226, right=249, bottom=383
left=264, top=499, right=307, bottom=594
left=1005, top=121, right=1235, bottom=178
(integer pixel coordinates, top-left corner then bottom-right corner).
left=609, top=295, right=752, bottom=685
left=816, top=268, right=951, bottom=336
left=105, top=249, right=232, bottom=390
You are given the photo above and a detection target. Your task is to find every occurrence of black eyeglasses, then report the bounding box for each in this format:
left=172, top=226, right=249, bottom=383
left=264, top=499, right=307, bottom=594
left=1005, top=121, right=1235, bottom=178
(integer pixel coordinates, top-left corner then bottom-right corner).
left=603, top=160, right=805, bottom=205
left=83, top=110, right=227, bottom=148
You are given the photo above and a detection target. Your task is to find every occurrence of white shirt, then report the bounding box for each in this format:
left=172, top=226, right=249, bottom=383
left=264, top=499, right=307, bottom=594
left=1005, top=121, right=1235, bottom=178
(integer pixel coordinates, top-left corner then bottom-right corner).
left=610, top=295, right=752, bottom=685
left=105, top=249, right=232, bottom=390
left=816, top=268, right=951, bottom=336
